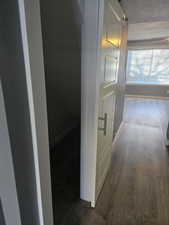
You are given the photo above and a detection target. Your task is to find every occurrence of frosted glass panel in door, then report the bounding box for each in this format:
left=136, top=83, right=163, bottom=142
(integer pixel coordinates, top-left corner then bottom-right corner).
left=104, top=55, right=117, bottom=82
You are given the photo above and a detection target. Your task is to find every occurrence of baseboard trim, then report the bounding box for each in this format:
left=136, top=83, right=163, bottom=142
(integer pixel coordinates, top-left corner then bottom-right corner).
left=125, top=94, right=169, bottom=101
left=113, top=121, right=124, bottom=146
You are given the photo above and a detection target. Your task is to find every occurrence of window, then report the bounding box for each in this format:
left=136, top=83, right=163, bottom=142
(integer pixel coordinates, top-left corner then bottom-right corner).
left=126, top=49, right=169, bottom=85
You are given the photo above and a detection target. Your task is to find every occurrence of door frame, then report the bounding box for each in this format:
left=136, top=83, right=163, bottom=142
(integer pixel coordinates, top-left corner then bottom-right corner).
left=18, top=0, right=54, bottom=225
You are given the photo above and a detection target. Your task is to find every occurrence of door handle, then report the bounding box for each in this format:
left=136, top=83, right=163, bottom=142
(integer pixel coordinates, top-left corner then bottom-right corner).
left=98, top=113, right=107, bottom=136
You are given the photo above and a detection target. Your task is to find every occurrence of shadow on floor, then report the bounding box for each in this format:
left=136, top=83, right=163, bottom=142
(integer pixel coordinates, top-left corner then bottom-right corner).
left=50, top=125, right=108, bottom=225
left=50, top=126, right=81, bottom=225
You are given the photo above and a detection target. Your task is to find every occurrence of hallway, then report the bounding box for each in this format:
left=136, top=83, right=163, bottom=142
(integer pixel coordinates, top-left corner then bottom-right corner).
left=61, top=97, right=169, bottom=225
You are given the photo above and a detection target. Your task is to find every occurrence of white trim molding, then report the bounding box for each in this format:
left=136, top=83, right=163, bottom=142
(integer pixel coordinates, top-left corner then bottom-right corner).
left=125, top=94, right=169, bottom=101
left=18, top=0, right=54, bottom=225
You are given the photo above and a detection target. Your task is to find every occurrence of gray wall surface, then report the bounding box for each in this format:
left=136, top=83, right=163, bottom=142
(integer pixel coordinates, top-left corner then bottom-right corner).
left=0, top=1, right=40, bottom=224
left=0, top=199, right=5, bottom=225
left=126, top=84, right=169, bottom=98
left=40, top=0, right=82, bottom=146
left=0, top=82, right=21, bottom=225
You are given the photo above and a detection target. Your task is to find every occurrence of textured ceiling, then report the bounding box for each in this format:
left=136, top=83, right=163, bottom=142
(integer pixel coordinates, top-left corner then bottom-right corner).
left=121, top=0, right=169, bottom=24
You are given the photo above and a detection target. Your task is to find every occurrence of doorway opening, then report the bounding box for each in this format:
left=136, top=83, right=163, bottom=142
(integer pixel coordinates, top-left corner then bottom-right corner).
left=39, top=0, right=82, bottom=224
left=125, top=47, right=169, bottom=132
left=18, top=0, right=169, bottom=224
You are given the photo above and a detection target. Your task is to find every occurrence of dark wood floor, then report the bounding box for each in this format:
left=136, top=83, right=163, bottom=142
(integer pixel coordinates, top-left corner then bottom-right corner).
left=60, top=97, right=169, bottom=225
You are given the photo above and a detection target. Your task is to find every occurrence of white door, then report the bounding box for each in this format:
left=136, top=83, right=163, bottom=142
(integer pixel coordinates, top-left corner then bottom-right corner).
left=0, top=82, right=21, bottom=225
left=81, top=0, right=126, bottom=206
left=96, top=0, right=124, bottom=200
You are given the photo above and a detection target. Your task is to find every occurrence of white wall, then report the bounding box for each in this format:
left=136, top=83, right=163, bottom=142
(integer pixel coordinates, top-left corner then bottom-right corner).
left=121, top=0, right=169, bottom=23
left=128, top=22, right=169, bottom=41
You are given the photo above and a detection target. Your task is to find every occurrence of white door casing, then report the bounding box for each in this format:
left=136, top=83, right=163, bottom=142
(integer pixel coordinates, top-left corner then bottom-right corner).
left=18, top=0, right=54, bottom=224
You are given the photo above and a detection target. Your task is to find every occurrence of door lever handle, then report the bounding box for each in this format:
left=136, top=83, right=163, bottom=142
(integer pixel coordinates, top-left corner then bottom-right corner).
left=98, top=113, right=107, bottom=136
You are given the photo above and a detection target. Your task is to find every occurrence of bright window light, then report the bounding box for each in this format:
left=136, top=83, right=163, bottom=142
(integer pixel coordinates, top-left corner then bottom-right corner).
left=126, top=49, right=169, bottom=85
